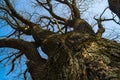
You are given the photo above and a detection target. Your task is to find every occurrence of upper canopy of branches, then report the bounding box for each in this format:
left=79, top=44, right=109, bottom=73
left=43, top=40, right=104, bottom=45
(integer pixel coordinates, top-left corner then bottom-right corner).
left=0, top=0, right=96, bottom=35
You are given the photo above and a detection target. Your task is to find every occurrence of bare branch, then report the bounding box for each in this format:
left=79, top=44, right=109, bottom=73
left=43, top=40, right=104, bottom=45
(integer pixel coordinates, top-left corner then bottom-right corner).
left=7, top=52, right=23, bottom=75
left=56, top=0, right=80, bottom=18
left=0, top=51, right=20, bottom=63
left=0, top=38, right=46, bottom=64
left=4, top=0, right=34, bottom=25
left=24, top=69, right=28, bottom=80
left=95, top=18, right=105, bottom=39
left=36, top=0, right=66, bottom=21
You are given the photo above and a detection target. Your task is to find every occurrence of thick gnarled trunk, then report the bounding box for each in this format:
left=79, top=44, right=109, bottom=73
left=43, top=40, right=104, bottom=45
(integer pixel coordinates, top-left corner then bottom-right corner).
left=27, top=31, right=120, bottom=80
left=1, top=0, right=120, bottom=80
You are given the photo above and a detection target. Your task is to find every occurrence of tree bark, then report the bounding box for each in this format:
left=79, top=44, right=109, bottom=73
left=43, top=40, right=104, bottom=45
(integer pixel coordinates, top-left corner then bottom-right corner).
left=28, top=31, right=120, bottom=80
left=0, top=26, right=120, bottom=80
left=1, top=0, right=120, bottom=80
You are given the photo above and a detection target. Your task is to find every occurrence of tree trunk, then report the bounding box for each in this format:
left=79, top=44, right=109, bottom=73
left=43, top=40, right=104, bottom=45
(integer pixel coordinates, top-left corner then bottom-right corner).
left=1, top=0, right=120, bottom=80
left=27, top=31, right=120, bottom=80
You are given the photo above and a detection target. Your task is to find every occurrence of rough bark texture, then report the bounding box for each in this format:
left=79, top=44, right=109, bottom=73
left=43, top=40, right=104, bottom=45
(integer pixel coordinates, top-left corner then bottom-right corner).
left=0, top=21, right=120, bottom=80
left=0, top=0, right=120, bottom=80
left=27, top=31, right=120, bottom=80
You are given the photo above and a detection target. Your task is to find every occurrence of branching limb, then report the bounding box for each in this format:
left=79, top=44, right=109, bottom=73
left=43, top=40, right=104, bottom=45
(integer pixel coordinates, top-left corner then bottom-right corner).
left=94, top=7, right=108, bottom=39
left=0, top=51, right=20, bottom=63
left=7, top=52, right=23, bottom=75
left=4, top=0, right=34, bottom=25
left=0, top=38, right=46, bottom=64
left=0, top=7, right=33, bottom=35
left=24, top=69, right=28, bottom=80
left=94, top=7, right=120, bottom=39
left=95, top=18, right=105, bottom=39
left=56, top=0, right=80, bottom=18
left=54, top=19, right=64, bottom=34
left=0, top=16, right=32, bottom=35
left=36, top=0, right=66, bottom=22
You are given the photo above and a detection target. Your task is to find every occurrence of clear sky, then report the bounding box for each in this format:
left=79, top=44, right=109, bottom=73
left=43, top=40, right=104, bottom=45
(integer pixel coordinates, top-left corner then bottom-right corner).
left=0, top=64, right=6, bottom=80
left=0, top=0, right=120, bottom=80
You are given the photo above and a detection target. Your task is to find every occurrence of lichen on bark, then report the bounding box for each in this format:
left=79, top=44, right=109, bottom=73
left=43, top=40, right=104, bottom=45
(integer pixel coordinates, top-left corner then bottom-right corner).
left=32, top=31, right=120, bottom=80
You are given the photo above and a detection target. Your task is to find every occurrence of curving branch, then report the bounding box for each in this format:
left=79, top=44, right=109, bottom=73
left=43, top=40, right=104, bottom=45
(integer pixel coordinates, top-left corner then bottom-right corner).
left=0, top=15, right=32, bottom=35
left=0, top=38, right=46, bottom=64
left=0, top=6, right=33, bottom=35
left=36, top=0, right=66, bottom=22
left=95, top=19, right=105, bottom=39
left=4, top=0, right=34, bottom=25
left=7, top=52, right=23, bottom=75
left=56, top=0, right=80, bottom=18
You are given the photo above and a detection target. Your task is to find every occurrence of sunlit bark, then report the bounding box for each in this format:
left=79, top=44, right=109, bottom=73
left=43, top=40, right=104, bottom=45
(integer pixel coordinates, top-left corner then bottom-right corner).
left=0, top=0, right=120, bottom=80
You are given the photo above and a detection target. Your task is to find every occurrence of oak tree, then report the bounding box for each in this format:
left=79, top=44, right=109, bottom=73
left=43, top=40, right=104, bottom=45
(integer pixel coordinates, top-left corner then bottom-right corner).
left=0, top=0, right=120, bottom=80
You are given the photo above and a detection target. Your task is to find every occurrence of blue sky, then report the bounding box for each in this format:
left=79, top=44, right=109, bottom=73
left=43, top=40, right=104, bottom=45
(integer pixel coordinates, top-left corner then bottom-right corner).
left=0, top=0, right=120, bottom=80
left=0, top=64, right=6, bottom=80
